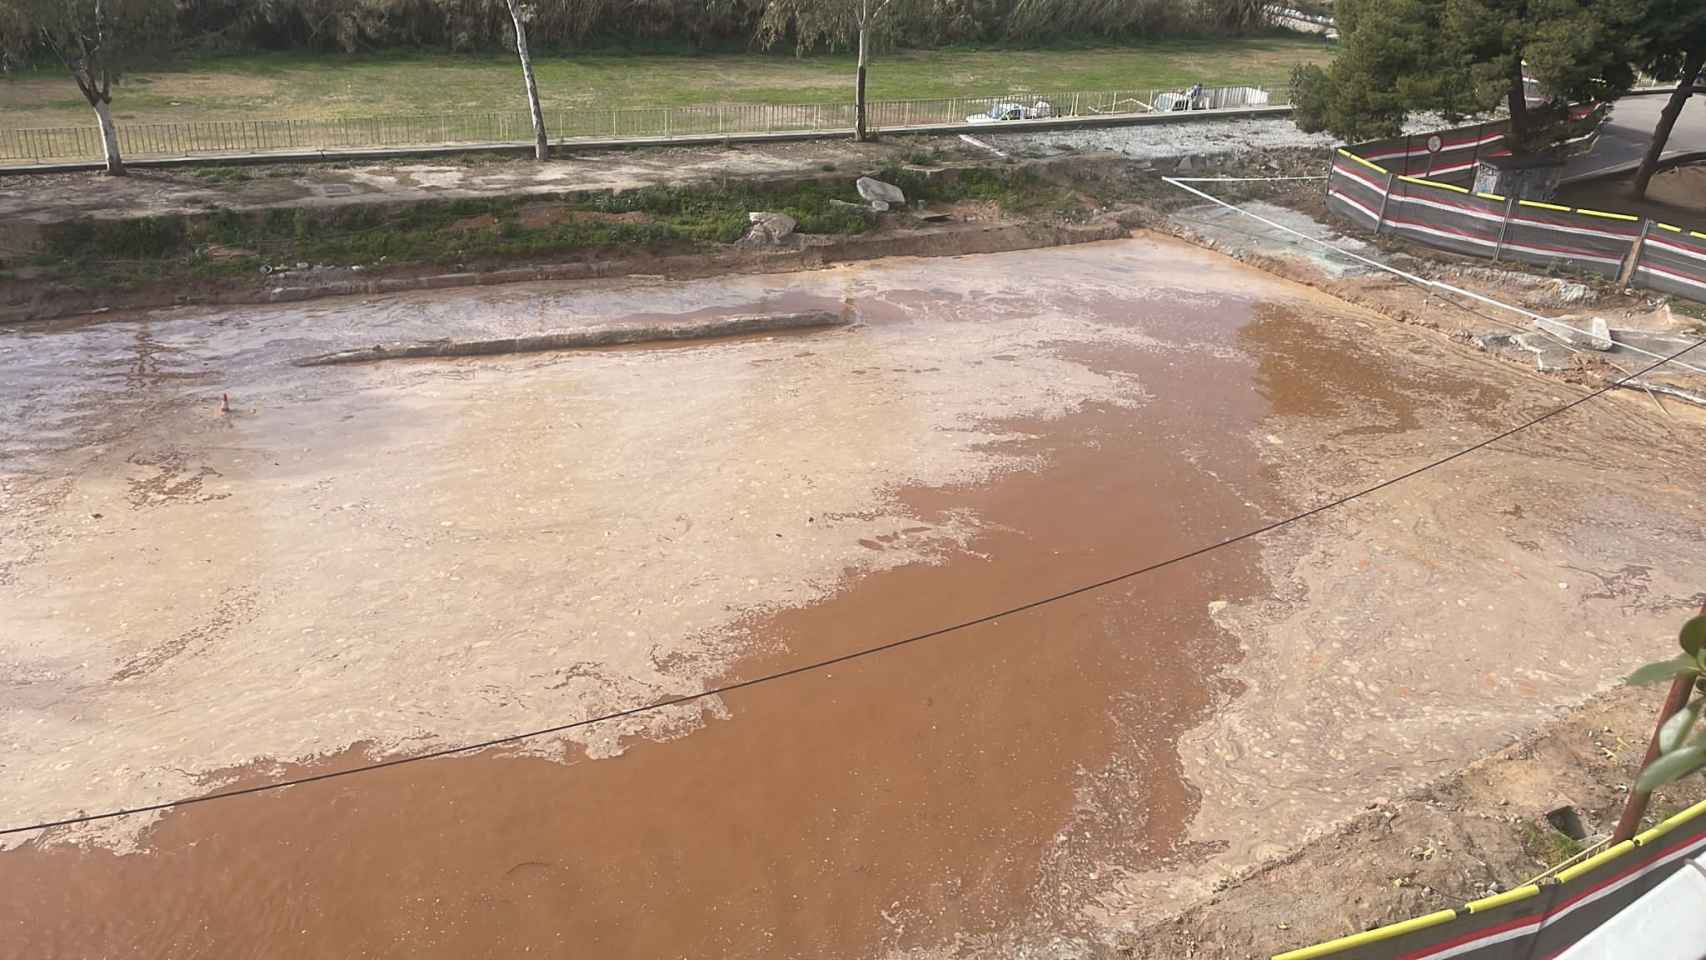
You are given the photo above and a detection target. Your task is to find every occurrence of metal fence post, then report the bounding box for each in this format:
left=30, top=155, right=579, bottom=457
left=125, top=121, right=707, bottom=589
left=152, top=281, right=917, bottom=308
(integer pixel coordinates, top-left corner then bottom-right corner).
left=1618, top=218, right=1653, bottom=287
left=1373, top=172, right=1396, bottom=234
left=1492, top=196, right=1517, bottom=263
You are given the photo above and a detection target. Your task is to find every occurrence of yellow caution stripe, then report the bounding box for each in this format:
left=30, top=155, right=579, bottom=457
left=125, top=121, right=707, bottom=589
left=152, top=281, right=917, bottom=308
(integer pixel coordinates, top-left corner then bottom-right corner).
left=1271, top=909, right=1458, bottom=960
left=1555, top=841, right=1636, bottom=884
left=1335, top=148, right=1390, bottom=175
left=1464, top=883, right=1542, bottom=912
left=1655, top=222, right=1684, bottom=232
left=1632, top=795, right=1706, bottom=845
left=1518, top=199, right=1572, bottom=212
left=1272, top=796, right=1706, bottom=959
left=1398, top=174, right=1470, bottom=194
left=1573, top=208, right=1640, bottom=222
left=1476, top=191, right=1506, bottom=201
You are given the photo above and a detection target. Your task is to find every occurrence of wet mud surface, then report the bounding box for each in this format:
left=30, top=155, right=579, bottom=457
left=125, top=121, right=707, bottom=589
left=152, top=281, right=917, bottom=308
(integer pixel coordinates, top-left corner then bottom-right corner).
left=4, top=237, right=1705, bottom=958
left=2, top=391, right=1267, bottom=959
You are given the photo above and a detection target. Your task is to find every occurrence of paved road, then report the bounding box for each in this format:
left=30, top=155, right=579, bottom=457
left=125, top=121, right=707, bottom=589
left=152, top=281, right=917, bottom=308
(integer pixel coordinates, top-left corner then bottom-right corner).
left=1565, top=92, right=1706, bottom=181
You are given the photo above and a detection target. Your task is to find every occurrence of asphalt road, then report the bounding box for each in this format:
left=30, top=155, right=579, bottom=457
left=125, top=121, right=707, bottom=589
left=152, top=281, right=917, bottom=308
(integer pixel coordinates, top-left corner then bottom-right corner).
left=1565, top=92, right=1706, bottom=181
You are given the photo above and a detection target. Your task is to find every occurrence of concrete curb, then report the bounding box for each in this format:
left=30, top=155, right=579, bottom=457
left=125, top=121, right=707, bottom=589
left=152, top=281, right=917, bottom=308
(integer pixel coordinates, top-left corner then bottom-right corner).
left=0, top=106, right=1295, bottom=175
left=294, top=310, right=850, bottom=365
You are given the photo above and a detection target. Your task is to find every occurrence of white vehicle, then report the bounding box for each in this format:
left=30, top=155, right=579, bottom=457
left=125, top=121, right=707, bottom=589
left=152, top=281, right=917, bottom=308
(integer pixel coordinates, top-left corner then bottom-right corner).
left=1153, top=92, right=1199, bottom=112
left=1153, top=85, right=1271, bottom=112
left=964, top=99, right=1054, bottom=124
left=1155, top=84, right=1207, bottom=112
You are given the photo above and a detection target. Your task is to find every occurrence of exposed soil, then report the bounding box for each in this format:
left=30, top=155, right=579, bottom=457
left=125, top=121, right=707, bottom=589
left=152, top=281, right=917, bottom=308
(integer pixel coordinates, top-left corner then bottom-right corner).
left=1120, top=683, right=1703, bottom=959
left=1135, top=160, right=1706, bottom=404
left=4, top=235, right=1704, bottom=958
left=1556, top=162, right=1706, bottom=232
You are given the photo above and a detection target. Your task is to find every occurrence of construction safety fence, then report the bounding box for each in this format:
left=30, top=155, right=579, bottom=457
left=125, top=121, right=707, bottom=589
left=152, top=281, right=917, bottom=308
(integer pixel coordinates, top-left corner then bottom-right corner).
left=1273, top=797, right=1706, bottom=960
left=1340, top=105, right=1603, bottom=187
left=1326, top=147, right=1706, bottom=304
left=0, top=85, right=1281, bottom=165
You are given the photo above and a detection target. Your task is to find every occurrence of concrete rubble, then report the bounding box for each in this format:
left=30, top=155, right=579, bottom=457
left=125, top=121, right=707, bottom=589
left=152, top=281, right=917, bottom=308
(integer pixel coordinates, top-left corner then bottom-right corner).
left=740, top=211, right=798, bottom=247
left=1543, top=316, right=1615, bottom=351
left=856, top=176, right=907, bottom=210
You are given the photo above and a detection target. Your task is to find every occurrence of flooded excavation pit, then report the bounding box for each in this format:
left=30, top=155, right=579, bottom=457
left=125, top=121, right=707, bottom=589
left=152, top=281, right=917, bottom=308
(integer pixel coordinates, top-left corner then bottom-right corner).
left=0, top=239, right=1515, bottom=957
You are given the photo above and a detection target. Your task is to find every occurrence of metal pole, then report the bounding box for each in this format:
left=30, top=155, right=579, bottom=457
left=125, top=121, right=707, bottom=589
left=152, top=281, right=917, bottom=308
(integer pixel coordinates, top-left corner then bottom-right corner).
left=1373, top=172, right=1396, bottom=235
left=1612, top=599, right=1705, bottom=843
left=1492, top=195, right=1516, bottom=263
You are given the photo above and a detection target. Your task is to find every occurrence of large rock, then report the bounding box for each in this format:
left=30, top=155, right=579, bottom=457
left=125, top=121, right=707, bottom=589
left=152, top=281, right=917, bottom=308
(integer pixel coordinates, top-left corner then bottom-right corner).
left=856, top=176, right=906, bottom=205
left=740, top=211, right=798, bottom=247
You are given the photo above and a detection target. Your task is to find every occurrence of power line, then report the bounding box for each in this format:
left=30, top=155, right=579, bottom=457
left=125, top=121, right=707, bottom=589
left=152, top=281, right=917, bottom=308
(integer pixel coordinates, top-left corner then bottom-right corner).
left=4, top=335, right=1701, bottom=840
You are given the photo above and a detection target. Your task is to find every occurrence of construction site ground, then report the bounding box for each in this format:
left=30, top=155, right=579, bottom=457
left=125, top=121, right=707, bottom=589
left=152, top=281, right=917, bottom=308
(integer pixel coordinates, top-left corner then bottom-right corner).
left=4, top=134, right=1705, bottom=960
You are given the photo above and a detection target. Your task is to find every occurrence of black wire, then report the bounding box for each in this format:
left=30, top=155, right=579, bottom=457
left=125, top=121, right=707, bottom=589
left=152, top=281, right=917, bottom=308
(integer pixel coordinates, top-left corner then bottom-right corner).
left=5, top=335, right=1702, bottom=838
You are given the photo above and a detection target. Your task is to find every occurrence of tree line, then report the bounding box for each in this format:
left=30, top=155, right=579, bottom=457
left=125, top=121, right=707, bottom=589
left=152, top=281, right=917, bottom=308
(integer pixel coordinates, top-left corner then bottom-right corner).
left=1292, top=0, right=1706, bottom=199
left=6, top=0, right=1702, bottom=196
left=146, top=0, right=1278, bottom=54
left=0, top=0, right=1282, bottom=175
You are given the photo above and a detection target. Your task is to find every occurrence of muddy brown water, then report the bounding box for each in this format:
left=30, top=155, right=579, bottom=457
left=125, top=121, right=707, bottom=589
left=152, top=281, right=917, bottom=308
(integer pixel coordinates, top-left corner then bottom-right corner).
left=2, top=290, right=1415, bottom=958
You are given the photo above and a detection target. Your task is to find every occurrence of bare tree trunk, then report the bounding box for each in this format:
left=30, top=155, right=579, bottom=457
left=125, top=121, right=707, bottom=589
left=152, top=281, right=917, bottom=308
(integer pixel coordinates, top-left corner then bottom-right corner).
left=68, top=64, right=125, bottom=177
left=854, top=12, right=869, bottom=143
left=1506, top=56, right=1533, bottom=155
left=92, top=98, right=126, bottom=177
left=1633, top=50, right=1704, bottom=200
left=506, top=0, right=550, bottom=162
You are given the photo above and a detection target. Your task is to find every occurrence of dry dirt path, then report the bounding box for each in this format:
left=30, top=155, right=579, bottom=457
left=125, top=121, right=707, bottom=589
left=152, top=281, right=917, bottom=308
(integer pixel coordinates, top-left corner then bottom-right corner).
left=2, top=236, right=1702, bottom=958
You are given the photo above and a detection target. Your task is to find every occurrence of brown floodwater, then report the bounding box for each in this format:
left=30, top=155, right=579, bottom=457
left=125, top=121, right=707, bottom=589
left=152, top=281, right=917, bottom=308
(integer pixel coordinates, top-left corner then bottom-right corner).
left=2, top=289, right=1374, bottom=959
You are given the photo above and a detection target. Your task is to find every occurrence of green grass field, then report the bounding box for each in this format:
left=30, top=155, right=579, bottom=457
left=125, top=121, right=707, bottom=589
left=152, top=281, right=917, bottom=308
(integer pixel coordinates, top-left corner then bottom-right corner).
left=0, top=37, right=1330, bottom=128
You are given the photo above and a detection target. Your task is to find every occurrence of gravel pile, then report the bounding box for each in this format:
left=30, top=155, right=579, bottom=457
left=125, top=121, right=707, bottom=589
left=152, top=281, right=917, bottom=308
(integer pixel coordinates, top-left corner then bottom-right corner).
left=986, top=117, right=1339, bottom=160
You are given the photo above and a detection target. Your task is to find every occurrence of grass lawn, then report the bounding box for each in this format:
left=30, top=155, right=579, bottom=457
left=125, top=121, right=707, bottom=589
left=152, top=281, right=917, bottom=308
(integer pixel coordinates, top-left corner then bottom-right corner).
left=0, top=36, right=1330, bottom=128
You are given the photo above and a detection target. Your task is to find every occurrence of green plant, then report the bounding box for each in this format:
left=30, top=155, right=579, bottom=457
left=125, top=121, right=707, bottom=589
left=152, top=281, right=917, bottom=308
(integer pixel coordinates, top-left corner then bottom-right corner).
left=1517, top=819, right=1585, bottom=867
left=42, top=215, right=187, bottom=260
left=1628, top=615, right=1706, bottom=790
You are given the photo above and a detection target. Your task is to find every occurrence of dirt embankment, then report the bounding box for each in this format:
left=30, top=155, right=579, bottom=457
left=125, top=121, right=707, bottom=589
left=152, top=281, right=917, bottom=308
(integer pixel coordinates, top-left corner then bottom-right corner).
left=1119, top=683, right=1699, bottom=959
left=0, top=149, right=1310, bottom=325
left=0, top=216, right=1129, bottom=324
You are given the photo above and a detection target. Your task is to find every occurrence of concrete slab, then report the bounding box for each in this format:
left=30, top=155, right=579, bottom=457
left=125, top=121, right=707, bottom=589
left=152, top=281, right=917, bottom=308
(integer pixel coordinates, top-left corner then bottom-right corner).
left=1169, top=200, right=1381, bottom=278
